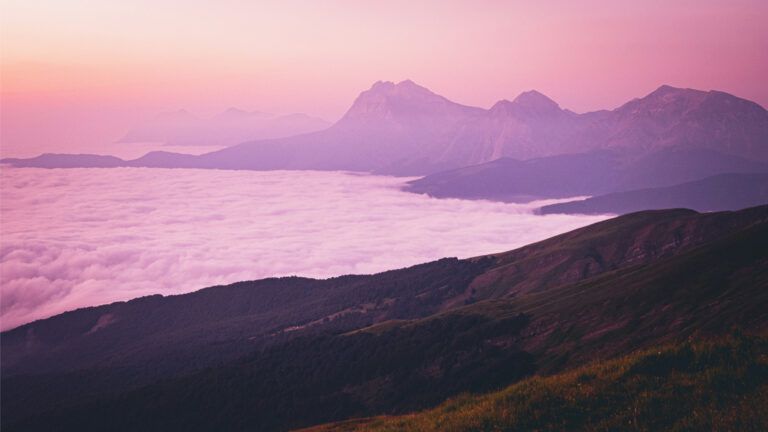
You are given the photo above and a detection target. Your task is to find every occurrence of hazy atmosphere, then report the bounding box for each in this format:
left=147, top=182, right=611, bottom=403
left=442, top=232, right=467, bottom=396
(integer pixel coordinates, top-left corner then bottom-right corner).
left=2, top=0, right=767, bottom=157
left=2, top=1, right=767, bottom=431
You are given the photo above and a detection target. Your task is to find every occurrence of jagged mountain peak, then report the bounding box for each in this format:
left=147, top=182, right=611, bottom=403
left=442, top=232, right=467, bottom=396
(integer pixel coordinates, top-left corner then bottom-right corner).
left=650, top=84, right=682, bottom=95
left=512, top=90, right=560, bottom=109
left=489, top=90, right=563, bottom=118
left=645, top=84, right=706, bottom=100
left=362, top=79, right=440, bottom=98
left=617, top=84, right=767, bottom=118
left=616, top=85, right=708, bottom=115
left=340, top=79, right=474, bottom=122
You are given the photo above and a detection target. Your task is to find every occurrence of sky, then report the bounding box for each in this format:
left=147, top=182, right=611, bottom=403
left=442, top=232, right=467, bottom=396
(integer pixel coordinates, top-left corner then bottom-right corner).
left=1, top=0, right=767, bottom=157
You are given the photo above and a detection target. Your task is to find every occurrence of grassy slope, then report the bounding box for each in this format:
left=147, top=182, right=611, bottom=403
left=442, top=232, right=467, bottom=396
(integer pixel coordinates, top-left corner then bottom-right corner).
left=6, top=213, right=763, bottom=432
left=3, top=206, right=767, bottom=431
left=1, top=258, right=488, bottom=378
left=300, top=333, right=768, bottom=432
left=360, top=217, right=768, bottom=372
left=5, top=206, right=764, bottom=380
left=469, top=205, right=767, bottom=299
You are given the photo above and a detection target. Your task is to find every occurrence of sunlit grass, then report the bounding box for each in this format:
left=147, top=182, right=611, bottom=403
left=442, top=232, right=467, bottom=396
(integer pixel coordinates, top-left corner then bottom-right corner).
left=302, top=332, right=768, bottom=432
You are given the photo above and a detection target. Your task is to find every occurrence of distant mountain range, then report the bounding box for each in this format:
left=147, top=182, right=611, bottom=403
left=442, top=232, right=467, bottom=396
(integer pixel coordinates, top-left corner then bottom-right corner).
left=164, top=81, right=768, bottom=174
left=4, top=81, right=767, bottom=213
left=4, top=81, right=767, bottom=176
left=118, top=108, right=330, bottom=147
left=3, top=204, right=767, bottom=431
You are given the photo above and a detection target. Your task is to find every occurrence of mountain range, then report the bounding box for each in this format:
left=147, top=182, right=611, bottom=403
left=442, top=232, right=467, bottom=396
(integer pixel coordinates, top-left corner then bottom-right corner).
left=4, top=80, right=767, bottom=177
left=3, top=204, right=767, bottom=431
left=118, top=108, right=330, bottom=147
left=4, top=80, right=767, bottom=214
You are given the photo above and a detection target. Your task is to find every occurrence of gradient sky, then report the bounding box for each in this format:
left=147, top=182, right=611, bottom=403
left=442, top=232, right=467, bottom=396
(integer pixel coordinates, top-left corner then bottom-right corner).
left=2, top=0, right=767, bottom=157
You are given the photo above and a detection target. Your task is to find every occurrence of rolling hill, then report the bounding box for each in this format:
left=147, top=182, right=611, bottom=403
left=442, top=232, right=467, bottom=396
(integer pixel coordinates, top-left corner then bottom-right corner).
left=2, top=205, right=767, bottom=431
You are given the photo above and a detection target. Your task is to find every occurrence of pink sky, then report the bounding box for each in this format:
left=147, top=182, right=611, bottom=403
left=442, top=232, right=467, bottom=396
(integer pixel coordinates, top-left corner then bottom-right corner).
left=1, top=0, right=767, bottom=157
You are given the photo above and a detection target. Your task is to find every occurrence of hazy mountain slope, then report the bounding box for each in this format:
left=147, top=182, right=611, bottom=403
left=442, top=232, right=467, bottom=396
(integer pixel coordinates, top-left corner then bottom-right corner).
left=540, top=173, right=768, bottom=215
left=405, top=148, right=768, bottom=201
left=616, top=147, right=768, bottom=190
left=4, top=82, right=767, bottom=177
left=127, top=83, right=768, bottom=171
left=118, top=108, right=330, bottom=147
left=402, top=152, right=620, bottom=201
left=435, top=90, right=586, bottom=163
left=189, top=80, right=488, bottom=174
left=603, top=85, right=768, bottom=160
left=300, top=334, right=768, bottom=432
left=0, top=153, right=126, bottom=168
left=3, top=205, right=767, bottom=431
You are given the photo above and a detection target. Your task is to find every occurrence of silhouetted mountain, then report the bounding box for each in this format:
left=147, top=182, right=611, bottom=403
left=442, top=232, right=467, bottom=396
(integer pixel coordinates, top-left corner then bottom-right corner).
left=185, top=80, right=487, bottom=174
left=338, top=80, right=483, bottom=126
left=3, top=205, right=767, bottom=431
left=540, top=173, right=768, bottom=215
left=194, top=83, right=768, bottom=175
left=4, top=82, right=767, bottom=177
left=405, top=148, right=768, bottom=201
left=403, top=152, right=618, bottom=201
left=0, top=153, right=125, bottom=168
left=118, top=108, right=330, bottom=147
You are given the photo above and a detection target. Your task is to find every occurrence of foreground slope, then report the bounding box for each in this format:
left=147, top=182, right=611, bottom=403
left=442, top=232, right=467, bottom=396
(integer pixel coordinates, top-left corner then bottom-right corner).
left=4, top=206, right=764, bottom=378
left=301, top=334, right=768, bottom=432
left=1, top=258, right=488, bottom=378
left=3, top=205, right=767, bottom=431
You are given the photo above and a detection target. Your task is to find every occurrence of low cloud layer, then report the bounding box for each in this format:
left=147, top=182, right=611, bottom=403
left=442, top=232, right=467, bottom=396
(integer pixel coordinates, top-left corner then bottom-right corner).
left=0, top=167, right=608, bottom=330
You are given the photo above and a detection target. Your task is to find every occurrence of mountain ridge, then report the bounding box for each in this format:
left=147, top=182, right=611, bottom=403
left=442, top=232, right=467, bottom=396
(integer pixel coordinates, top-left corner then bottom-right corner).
left=539, top=172, right=768, bottom=215
left=3, top=205, right=767, bottom=431
left=405, top=147, right=768, bottom=202
left=4, top=82, right=767, bottom=177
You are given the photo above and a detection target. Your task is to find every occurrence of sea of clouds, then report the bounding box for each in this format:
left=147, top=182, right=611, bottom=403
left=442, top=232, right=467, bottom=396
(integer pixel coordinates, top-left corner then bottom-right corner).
left=0, top=167, right=609, bottom=330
